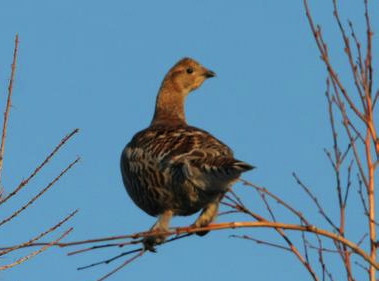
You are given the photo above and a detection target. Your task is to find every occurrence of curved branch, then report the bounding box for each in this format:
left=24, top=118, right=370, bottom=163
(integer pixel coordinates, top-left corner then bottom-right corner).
left=8, top=221, right=376, bottom=270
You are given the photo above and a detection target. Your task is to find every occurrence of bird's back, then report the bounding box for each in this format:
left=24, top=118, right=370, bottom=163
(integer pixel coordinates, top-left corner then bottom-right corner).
left=121, top=124, right=253, bottom=216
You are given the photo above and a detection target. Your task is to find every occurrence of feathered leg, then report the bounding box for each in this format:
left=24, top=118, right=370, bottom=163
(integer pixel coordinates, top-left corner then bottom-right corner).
left=143, top=209, right=173, bottom=252
left=193, top=196, right=221, bottom=236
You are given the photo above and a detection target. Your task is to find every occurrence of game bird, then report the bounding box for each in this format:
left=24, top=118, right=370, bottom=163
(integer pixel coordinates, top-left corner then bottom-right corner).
left=120, top=57, right=253, bottom=251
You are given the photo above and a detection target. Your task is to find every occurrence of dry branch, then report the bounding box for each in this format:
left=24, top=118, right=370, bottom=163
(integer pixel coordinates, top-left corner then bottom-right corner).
left=0, top=209, right=78, bottom=256
left=0, top=227, right=73, bottom=270
left=0, top=35, right=19, bottom=182
left=0, top=129, right=79, bottom=206
left=0, top=157, right=80, bottom=227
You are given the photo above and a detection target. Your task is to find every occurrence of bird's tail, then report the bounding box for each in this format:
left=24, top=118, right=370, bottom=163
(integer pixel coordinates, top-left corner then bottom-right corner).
left=231, top=159, right=255, bottom=173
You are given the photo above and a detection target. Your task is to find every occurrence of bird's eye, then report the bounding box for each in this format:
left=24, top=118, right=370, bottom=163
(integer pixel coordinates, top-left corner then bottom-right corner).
left=186, top=67, right=194, bottom=74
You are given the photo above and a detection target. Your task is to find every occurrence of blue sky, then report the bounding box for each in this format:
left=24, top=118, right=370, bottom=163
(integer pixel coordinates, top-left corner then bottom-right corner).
left=0, top=1, right=377, bottom=280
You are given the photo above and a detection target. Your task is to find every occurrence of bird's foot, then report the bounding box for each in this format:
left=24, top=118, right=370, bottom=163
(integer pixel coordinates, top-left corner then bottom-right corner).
left=142, top=233, right=167, bottom=252
left=142, top=210, right=173, bottom=252
left=192, top=221, right=211, bottom=236
left=192, top=214, right=215, bottom=236
left=193, top=201, right=219, bottom=236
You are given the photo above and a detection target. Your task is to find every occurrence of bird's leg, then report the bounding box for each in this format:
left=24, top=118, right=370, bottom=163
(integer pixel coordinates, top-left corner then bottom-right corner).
left=192, top=199, right=220, bottom=236
left=143, top=209, right=173, bottom=252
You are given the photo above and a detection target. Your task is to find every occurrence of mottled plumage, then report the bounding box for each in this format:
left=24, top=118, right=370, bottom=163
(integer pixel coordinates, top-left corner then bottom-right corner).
left=120, top=58, right=253, bottom=250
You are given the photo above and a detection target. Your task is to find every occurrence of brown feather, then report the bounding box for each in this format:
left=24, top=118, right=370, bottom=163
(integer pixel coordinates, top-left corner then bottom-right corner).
left=120, top=58, right=253, bottom=248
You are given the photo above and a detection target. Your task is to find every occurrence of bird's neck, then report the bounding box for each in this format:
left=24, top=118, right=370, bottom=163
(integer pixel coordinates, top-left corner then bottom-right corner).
left=151, top=79, right=188, bottom=126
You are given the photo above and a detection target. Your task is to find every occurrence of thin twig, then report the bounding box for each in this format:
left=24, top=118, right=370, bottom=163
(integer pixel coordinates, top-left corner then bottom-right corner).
left=357, top=173, right=369, bottom=217
left=303, top=0, right=366, bottom=123
left=373, top=90, right=378, bottom=109
left=332, top=0, right=366, bottom=111
left=240, top=179, right=310, bottom=225
left=0, top=228, right=73, bottom=270
left=301, top=226, right=310, bottom=264
left=69, top=233, right=191, bottom=258
left=0, top=129, right=79, bottom=206
left=67, top=240, right=142, bottom=256
left=357, top=233, right=368, bottom=247
left=0, top=157, right=80, bottom=227
left=348, top=21, right=364, bottom=81
left=258, top=191, right=277, bottom=221
left=225, top=192, right=320, bottom=281
left=0, top=35, right=19, bottom=182
left=95, top=250, right=145, bottom=281
left=305, top=239, right=340, bottom=254
left=292, top=172, right=339, bottom=232
left=343, top=160, right=354, bottom=207
left=355, top=261, right=370, bottom=274
left=0, top=209, right=77, bottom=256
left=77, top=248, right=143, bottom=270
left=230, top=234, right=292, bottom=252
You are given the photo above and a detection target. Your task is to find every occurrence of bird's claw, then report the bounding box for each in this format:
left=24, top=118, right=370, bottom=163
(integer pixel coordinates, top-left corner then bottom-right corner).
left=142, top=235, right=165, bottom=252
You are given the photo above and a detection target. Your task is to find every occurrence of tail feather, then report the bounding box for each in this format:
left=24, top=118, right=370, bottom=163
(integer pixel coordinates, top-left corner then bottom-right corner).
left=232, top=160, right=255, bottom=173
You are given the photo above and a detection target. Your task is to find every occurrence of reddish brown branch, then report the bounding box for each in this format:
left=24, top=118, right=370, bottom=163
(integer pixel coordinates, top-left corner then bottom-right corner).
left=363, top=0, right=373, bottom=96
left=326, top=78, right=355, bottom=279
left=332, top=0, right=366, bottom=112
left=348, top=21, right=364, bottom=82
left=292, top=173, right=339, bottom=232
left=0, top=35, right=19, bottom=182
left=125, top=222, right=379, bottom=268
left=8, top=220, right=377, bottom=270
left=0, top=209, right=77, bottom=256
left=240, top=179, right=310, bottom=225
left=0, top=157, right=80, bottom=227
left=373, top=90, right=378, bottom=109
left=230, top=234, right=292, bottom=252
left=0, top=227, right=73, bottom=270
left=303, top=0, right=366, bottom=123
left=0, top=129, right=79, bottom=206
left=225, top=193, right=320, bottom=281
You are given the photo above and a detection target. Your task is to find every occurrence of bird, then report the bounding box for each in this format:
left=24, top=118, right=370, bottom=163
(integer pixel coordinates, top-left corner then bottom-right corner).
left=120, top=57, right=254, bottom=251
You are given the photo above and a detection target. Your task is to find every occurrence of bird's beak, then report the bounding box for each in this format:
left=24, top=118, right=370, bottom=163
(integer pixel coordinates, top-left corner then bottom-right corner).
left=204, top=69, right=216, bottom=78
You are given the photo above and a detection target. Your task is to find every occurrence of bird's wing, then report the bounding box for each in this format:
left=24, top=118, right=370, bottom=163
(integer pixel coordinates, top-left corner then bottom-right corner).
left=158, top=126, right=254, bottom=185
left=167, top=148, right=253, bottom=181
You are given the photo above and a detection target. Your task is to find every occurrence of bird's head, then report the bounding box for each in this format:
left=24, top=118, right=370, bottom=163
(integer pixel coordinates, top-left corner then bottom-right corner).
left=163, top=57, right=216, bottom=95
left=152, top=58, right=216, bottom=125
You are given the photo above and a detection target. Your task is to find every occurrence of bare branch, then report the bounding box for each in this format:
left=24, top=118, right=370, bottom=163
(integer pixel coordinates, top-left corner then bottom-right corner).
left=303, top=0, right=366, bottom=123
left=357, top=233, right=368, bottom=247
left=373, top=90, right=378, bottom=109
left=363, top=0, right=373, bottom=96
left=77, top=248, right=143, bottom=270
left=355, top=260, right=369, bottom=274
left=348, top=21, right=364, bottom=80
left=343, top=160, right=353, bottom=207
left=332, top=0, right=366, bottom=111
left=292, top=172, right=339, bottom=232
left=0, top=129, right=79, bottom=206
left=240, top=179, right=310, bottom=225
left=0, top=157, right=80, bottom=227
left=95, top=250, right=145, bottom=281
left=0, top=209, right=78, bottom=256
left=230, top=234, right=292, bottom=252
left=0, top=228, right=73, bottom=270
left=0, top=35, right=19, bottom=182
left=257, top=190, right=277, bottom=222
